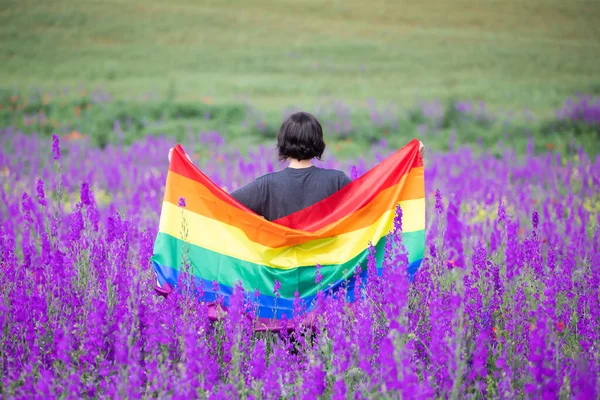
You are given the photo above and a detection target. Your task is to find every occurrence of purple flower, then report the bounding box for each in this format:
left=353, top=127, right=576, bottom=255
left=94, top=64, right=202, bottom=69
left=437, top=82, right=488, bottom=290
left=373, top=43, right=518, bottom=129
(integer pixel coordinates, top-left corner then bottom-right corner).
left=68, top=209, right=85, bottom=242
left=315, top=264, right=323, bottom=284
left=332, top=379, right=346, bottom=399
left=444, top=200, right=465, bottom=268
left=532, top=210, right=539, bottom=230
left=366, top=243, right=377, bottom=281
left=302, top=362, right=326, bottom=398
left=21, top=193, right=34, bottom=224
left=434, top=189, right=443, bottom=214
left=36, top=179, right=46, bottom=207
left=394, top=203, right=403, bottom=233
left=52, top=134, right=60, bottom=160
left=80, top=182, right=92, bottom=206
left=469, top=330, right=490, bottom=392
left=178, top=197, right=186, bottom=208
left=498, top=201, right=508, bottom=222
left=429, top=243, right=437, bottom=259
left=273, top=279, right=281, bottom=296
left=351, top=165, right=358, bottom=180
left=250, top=340, right=266, bottom=381
left=292, top=291, right=304, bottom=321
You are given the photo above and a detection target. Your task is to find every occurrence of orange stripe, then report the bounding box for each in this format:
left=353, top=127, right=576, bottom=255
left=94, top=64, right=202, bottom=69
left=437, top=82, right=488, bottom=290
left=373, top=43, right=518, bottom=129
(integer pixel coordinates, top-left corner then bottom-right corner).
left=164, top=167, right=424, bottom=248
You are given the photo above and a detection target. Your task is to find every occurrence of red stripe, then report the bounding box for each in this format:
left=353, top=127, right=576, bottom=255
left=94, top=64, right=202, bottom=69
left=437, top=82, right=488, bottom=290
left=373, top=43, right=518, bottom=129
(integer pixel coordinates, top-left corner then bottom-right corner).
left=169, top=145, right=257, bottom=214
left=170, top=139, right=422, bottom=231
left=273, top=139, right=423, bottom=231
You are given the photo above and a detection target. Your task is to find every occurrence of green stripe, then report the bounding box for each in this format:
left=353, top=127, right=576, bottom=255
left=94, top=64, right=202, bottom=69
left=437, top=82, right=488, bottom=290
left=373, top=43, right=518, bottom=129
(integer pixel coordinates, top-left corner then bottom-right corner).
left=151, top=230, right=425, bottom=299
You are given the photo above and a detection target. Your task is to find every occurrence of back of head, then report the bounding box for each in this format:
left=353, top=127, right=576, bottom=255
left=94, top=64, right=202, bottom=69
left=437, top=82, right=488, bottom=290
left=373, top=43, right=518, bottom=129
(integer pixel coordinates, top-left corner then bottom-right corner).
left=277, top=112, right=326, bottom=161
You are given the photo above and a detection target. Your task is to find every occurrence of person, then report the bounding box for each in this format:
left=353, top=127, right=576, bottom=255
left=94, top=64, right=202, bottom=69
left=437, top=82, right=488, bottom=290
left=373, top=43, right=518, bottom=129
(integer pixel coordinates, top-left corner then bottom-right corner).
left=169, top=111, right=424, bottom=221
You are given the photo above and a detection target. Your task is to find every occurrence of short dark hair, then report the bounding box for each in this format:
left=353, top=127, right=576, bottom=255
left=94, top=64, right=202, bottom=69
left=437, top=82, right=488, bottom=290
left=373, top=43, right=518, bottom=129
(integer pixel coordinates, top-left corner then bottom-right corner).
left=277, top=112, right=326, bottom=161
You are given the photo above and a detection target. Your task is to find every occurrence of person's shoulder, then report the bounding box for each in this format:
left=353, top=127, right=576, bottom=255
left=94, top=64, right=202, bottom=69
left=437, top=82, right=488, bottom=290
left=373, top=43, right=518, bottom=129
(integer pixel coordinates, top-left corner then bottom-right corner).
left=261, top=169, right=287, bottom=179
left=253, top=170, right=287, bottom=185
left=315, top=166, right=346, bottom=176
left=328, top=168, right=351, bottom=180
left=315, top=167, right=352, bottom=185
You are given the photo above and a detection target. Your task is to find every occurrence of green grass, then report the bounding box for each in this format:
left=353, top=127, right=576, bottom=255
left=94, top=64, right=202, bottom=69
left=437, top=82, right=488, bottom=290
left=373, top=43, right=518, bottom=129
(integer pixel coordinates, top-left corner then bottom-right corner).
left=1, top=0, right=600, bottom=156
left=1, top=0, right=600, bottom=111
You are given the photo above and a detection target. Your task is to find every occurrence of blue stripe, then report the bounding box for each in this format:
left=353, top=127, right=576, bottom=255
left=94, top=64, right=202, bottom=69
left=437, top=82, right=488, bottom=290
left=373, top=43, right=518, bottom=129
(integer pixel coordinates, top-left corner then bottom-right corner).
left=153, top=258, right=423, bottom=319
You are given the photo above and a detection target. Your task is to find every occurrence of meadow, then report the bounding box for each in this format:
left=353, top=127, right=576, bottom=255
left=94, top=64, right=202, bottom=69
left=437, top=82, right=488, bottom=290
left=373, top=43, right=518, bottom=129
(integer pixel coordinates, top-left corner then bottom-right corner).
left=2, top=0, right=600, bottom=155
left=3, top=0, right=600, bottom=108
left=1, top=120, right=599, bottom=398
left=1, top=0, right=600, bottom=398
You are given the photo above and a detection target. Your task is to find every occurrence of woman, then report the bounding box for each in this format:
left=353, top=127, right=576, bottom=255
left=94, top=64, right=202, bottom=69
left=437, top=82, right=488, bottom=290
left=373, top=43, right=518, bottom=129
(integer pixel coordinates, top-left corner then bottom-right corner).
left=169, top=111, right=424, bottom=221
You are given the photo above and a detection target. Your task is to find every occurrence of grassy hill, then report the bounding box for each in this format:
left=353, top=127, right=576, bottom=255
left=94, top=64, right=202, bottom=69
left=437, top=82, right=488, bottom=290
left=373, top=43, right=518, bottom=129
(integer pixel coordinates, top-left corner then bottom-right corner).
left=2, top=0, right=599, bottom=111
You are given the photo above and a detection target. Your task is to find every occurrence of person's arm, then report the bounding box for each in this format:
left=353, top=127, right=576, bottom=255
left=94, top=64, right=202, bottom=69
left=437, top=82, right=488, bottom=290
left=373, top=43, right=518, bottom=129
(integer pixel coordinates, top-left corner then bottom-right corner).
left=230, top=179, right=265, bottom=216
left=338, top=171, right=353, bottom=189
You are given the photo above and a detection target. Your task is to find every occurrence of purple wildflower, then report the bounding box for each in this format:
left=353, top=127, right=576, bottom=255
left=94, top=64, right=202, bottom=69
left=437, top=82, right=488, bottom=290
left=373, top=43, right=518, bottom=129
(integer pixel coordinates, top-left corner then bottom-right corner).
left=36, top=179, right=46, bottom=207
left=302, top=362, right=326, bottom=398
left=315, top=263, right=323, bottom=284
left=51, top=134, right=60, bottom=160
left=434, top=189, right=443, bottom=214
left=80, top=182, right=92, bottom=206
left=332, top=379, right=346, bottom=399
left=250, top=340, right=266, bottom=381
left=393, top=203, right=403, bottom=233
left=498, top=201, right=507, bottom=223
left=350, top=165, right=358, bottom=180
left=21, top=193, right=34, bottom=224
left=532, top=210, right=539, bottom=230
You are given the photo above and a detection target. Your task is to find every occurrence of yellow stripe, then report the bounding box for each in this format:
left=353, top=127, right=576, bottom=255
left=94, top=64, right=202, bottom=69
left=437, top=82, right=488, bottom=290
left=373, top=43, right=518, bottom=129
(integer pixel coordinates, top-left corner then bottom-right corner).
left=158, top=198, right=425, bottom=269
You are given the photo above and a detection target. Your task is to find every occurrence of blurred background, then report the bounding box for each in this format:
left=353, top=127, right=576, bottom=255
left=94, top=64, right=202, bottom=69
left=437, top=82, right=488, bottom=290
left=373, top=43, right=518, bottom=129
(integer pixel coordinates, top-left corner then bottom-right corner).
left=1, top=0, right=599, bottom=157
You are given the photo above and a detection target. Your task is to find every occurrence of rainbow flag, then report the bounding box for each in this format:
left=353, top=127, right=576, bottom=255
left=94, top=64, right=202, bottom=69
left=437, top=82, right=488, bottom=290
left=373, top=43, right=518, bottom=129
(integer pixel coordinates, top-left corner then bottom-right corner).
left=151, top=139, right=425, bottom=330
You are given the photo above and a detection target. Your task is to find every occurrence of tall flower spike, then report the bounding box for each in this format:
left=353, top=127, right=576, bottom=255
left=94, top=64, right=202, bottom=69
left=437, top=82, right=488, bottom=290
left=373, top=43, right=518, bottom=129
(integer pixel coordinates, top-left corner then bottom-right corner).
left=80, top=182, right=91, bottom=206
left=497, top=201, right=507, bottom=223
left=434, top=189, right=443, bottom=215
left=315, top=263, right=323, bottom=284
left=52, top=134, right=61, bottom=161
left=36, top=179, right=46, bottom=207
left=393, top=203, right=403, bottom=233
left=532, top=210, right=539, bottom=230
left=350, top=165, right=359, bottom=180
left=21, top=193, right=34, bottom=224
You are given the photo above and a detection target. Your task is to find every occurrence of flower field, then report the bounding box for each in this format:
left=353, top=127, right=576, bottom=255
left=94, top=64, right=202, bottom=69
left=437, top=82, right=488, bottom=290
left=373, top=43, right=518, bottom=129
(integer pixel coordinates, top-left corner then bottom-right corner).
left=1, top=104, right=599, bottom=399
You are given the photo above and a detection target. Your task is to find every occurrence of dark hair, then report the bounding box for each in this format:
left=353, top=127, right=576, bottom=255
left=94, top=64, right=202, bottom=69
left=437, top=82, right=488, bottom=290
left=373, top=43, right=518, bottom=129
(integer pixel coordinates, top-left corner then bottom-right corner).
left=277, top=112, right=326, bottom=161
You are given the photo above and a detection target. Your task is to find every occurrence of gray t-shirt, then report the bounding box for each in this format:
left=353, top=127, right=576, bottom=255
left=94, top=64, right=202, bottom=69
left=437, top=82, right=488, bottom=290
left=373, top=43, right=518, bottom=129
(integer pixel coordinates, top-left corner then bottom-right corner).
left=231, top=166, right=352, bottom=221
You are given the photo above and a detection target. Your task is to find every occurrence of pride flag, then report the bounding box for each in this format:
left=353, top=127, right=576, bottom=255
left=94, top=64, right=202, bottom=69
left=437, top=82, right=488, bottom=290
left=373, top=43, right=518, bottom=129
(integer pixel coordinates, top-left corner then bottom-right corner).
left=151, top=139, right=425, bottom=330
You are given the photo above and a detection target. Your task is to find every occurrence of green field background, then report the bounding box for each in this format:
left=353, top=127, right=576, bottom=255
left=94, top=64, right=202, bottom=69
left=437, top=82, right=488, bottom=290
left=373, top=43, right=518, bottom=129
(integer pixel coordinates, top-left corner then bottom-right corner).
left=1, top=0, right=600, bottom=153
